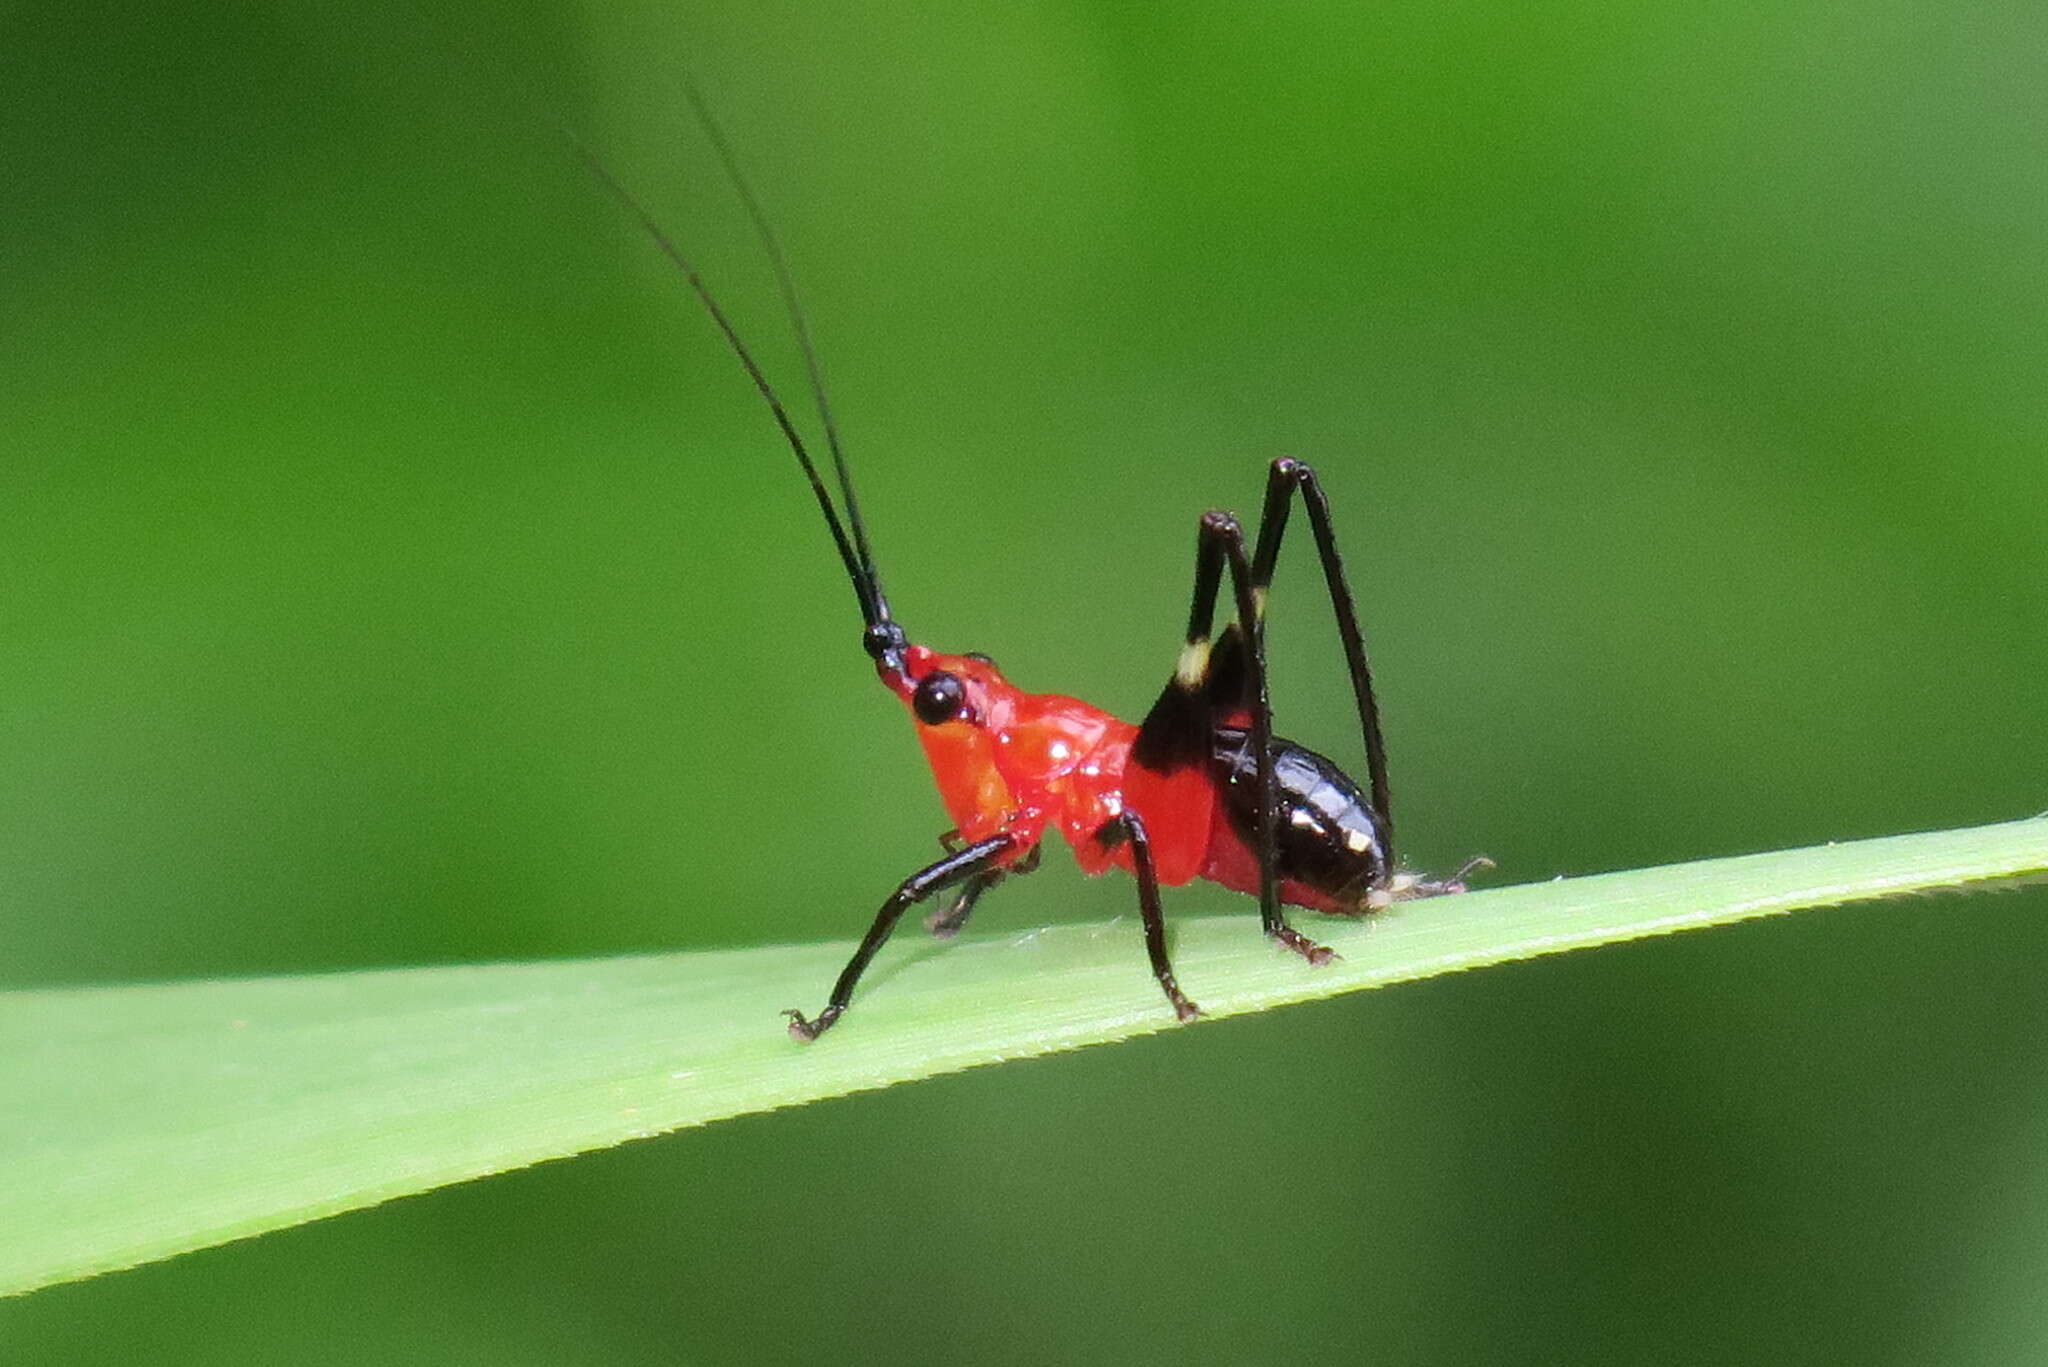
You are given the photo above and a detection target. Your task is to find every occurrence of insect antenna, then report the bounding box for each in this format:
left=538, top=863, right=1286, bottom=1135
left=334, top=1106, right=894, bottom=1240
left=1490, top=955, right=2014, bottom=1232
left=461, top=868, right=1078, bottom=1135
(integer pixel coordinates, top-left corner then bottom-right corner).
left=677, top=77, right=888, bottom=615
left=563, top=123, right=894, bottom=640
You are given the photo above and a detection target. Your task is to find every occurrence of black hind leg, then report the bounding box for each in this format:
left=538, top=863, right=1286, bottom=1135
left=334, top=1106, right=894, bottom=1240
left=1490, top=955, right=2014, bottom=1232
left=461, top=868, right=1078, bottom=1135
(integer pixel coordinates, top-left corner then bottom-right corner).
left=1133, top=508, right=1333, bottom=965
left=1248, top=459, right=1490, bottom=898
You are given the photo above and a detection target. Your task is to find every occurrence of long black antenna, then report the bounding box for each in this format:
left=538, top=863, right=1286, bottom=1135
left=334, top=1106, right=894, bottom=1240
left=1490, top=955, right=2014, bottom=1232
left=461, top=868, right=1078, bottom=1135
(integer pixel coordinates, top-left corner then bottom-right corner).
left=563, top=125, right=890, bottom=633
left=677, top=76, right=885, bottom=608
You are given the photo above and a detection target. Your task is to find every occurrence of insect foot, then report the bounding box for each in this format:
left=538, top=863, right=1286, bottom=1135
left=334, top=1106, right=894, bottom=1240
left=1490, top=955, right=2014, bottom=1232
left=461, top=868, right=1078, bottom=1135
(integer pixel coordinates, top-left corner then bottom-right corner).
left=1273, top=926, right=1337, bottom=966
left=784, top=1006, right=843, bottom=1043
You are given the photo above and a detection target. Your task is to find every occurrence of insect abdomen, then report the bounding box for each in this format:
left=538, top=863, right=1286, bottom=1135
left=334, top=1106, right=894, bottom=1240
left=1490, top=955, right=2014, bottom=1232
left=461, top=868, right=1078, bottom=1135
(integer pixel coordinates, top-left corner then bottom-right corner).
left=1208, top=728, right=1390, bottom=912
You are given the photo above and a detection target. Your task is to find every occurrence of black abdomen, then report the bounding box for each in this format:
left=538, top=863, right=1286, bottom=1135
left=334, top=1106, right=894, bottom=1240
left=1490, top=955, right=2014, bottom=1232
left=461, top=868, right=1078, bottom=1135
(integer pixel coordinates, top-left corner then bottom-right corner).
left=1210, top=728, right=1390, bottom=909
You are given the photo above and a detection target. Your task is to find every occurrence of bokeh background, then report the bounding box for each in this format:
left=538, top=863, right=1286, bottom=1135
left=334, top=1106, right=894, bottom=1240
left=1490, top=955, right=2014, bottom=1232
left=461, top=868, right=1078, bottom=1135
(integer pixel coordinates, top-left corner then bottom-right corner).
left=6, top=1, right=2047, bottom=1361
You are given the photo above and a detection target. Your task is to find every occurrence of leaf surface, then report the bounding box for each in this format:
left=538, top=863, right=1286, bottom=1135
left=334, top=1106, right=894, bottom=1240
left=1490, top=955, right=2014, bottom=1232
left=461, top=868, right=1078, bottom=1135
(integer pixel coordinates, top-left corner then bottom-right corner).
left=4, top=816, right=2043, bottom=1296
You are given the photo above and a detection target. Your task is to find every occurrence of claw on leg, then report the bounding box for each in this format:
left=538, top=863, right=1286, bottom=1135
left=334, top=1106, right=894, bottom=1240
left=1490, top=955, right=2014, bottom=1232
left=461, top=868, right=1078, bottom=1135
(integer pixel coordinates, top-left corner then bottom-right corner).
left=784, top=1006, right=841, bottom=1043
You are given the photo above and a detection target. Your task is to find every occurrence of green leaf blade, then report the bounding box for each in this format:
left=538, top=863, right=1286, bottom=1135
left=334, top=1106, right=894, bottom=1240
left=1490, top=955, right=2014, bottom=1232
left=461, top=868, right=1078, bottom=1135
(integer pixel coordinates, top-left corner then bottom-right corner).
left=3, top=815, right=2044, bottom=1296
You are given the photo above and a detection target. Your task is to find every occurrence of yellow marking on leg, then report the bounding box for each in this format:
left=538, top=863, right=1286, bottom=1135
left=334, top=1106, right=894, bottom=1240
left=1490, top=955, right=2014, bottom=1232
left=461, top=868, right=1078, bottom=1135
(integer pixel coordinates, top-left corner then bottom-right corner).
left=1251, top=585, right=1269, bottom=620
left=1175, top=639, right=1211, bottom=688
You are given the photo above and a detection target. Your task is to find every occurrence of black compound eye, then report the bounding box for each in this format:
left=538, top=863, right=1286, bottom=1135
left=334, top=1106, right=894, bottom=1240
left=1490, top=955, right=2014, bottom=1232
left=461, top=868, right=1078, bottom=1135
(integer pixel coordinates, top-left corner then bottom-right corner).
left=912, top=671, right=968, bottom=726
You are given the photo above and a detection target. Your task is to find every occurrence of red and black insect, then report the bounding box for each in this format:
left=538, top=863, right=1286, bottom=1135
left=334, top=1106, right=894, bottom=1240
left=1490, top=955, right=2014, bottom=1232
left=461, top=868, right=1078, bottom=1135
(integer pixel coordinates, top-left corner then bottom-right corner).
left=578, top=91, right=1488, bottom=1040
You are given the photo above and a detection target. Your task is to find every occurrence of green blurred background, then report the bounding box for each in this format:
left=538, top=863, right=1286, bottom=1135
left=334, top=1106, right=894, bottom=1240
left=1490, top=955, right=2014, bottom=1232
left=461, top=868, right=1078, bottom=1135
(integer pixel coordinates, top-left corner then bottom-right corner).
left=5, top=0, right=2047, bottom=1361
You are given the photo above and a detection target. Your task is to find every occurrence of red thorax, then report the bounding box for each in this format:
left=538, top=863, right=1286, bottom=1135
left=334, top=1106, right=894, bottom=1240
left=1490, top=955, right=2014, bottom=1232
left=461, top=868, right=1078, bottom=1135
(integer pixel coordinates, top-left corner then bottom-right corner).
left=881, top=645, right=1133, bottom=875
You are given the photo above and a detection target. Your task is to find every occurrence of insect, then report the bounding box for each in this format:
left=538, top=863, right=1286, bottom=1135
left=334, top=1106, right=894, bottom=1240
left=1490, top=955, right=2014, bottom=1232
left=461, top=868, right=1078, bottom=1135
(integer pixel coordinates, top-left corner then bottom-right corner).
left=576, top=88, right=1488, bottom=1040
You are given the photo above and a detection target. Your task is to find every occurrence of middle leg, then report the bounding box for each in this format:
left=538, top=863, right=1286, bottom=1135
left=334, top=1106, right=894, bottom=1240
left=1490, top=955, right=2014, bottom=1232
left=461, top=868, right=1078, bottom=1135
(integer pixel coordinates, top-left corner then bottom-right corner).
left=1248, top=458, right=1394, bottom=862
left=1098, top=811, right=1201, bottom=1021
